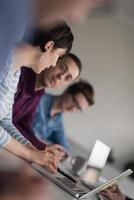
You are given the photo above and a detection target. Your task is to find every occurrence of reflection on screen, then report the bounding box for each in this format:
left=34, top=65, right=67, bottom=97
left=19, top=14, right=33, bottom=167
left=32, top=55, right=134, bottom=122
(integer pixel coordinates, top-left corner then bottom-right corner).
left=87, top=140, right=111, bottom=169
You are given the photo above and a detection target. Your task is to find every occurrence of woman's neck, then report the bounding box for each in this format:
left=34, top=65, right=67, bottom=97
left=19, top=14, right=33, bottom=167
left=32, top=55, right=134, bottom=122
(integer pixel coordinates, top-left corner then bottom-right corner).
left=13, top=42, right=41, bottom=72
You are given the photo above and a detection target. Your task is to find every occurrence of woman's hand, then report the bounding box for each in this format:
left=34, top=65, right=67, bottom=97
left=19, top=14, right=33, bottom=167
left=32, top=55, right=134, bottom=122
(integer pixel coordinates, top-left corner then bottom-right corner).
left=30, top=149, right=59, bottom=173
left=45, top=144, right=66, bottom=161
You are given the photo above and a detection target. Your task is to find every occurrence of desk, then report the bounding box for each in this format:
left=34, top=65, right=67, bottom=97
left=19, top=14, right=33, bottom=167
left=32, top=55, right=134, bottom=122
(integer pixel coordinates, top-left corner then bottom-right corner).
left=0, top=150, right=97, bottom=200
left=0, top=149, right=134, bottom=200
left=69, top=140, right=134, bottom=199
left=101, top=164, right=134, bottom=199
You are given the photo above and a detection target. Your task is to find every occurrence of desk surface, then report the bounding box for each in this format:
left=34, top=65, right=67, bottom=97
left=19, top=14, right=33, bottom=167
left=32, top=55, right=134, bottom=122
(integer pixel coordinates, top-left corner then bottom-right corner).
left=101, top=164, right=134, bottom=199
left=0, top=149, right=134, bottom=200
left=0, top=150, right=97, bottom=200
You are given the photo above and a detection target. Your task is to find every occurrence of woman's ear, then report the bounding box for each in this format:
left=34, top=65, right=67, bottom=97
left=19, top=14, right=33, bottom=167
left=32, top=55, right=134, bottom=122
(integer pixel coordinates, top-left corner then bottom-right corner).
left=44, top=41, right=54, bottom=52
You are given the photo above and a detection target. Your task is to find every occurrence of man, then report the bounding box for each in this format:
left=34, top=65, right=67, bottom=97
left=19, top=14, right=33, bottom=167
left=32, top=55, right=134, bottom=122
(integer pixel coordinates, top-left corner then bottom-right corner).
left=0, top=21, right=73, bottom=173
left=32, top=80, right=94, bottom=150
left=13, top=53, right=82, bottom=150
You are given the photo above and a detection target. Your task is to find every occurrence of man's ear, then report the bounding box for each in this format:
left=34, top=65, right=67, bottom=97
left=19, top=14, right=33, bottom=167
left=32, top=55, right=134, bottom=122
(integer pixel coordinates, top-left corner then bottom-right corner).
left=44, top=41, right=54, bottom=52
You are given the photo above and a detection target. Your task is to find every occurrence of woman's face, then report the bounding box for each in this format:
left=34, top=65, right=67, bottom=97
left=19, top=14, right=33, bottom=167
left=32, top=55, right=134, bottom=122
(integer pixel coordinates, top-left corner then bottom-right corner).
left=32, top=41, right=67, bottom=74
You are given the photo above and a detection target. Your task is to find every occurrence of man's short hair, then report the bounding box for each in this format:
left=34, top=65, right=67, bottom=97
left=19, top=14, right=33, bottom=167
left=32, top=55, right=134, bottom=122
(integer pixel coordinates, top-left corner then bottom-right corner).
left=23, top=20, right=74, bottom=55
left=64, top=80, right=95, bottom=105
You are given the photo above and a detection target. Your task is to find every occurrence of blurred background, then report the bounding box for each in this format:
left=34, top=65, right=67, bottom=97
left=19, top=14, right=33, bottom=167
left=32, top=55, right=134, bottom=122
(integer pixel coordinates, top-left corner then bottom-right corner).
left=47, top=0, right=134, bottom=170
left=0, top=1, right=134, bottom=200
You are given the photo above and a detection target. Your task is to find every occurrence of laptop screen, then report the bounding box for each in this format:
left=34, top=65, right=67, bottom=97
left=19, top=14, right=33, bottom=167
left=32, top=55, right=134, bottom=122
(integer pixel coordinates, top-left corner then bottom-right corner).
left=87, top=140, right=111, bottom=169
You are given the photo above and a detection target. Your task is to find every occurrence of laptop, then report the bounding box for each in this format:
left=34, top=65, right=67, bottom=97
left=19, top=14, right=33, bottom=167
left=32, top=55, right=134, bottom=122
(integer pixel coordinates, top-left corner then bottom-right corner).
left=30, top=139, right=132, bottom=198
left=80, top=140, right=111, bottom=183
left=31, top=162, right=132, bottom=199
left=58, top=140, right=111, bottom=182
left=87, top=140, right=111, bottom=169
left=80, top=169, right=133, bottom=199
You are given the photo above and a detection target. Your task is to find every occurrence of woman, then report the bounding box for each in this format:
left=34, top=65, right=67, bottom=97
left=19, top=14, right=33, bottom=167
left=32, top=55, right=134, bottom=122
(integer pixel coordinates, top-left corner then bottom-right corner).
left=0, top=21, right=73, bottom=173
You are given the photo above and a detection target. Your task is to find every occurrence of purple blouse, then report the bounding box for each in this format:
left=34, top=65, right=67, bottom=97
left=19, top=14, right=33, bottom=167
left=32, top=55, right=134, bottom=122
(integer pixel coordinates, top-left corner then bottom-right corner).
left=13, top=67, right=46, bottom=150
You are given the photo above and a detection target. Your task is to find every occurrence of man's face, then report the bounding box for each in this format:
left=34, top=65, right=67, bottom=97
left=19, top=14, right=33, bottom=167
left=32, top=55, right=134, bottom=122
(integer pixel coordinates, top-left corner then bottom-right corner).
left=61, top=92, right=89, bottom=113
left=42, top=56, right=80, bottom=88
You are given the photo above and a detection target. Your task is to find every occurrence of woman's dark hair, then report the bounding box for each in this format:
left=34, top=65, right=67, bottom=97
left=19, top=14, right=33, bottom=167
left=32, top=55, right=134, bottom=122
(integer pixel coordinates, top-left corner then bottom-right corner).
left=63, top=80, right=95, bottom=105
left=68, top=53, right=82, bottom=77
left=23, top=20, right=74, bottom=55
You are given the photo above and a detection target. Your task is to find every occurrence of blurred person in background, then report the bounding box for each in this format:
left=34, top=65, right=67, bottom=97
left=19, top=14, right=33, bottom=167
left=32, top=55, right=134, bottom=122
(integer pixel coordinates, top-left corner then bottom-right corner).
left=13, top=53, right=82, bottom=151
left=37, top=0, right=104, bottom=25
left=0, top=0, right=107, bottom=81
left=100, top=184, right=133, bottom=200
left=32, top=80, right=95, bottom=150
left=0, top=21, right=73, bottom=173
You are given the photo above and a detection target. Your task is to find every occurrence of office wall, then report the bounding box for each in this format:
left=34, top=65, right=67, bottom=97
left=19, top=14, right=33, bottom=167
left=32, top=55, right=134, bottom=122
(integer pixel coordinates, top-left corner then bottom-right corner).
left=47, top=16, right=134, bottom=167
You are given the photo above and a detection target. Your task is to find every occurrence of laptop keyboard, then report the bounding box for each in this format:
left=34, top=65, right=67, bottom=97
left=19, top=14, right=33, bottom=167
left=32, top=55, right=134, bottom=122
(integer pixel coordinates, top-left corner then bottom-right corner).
left=55, top=176, right=87, bottom=194
left=31, top=163, right=87, bottom=198
left=56, top=176, right=76, bottom=187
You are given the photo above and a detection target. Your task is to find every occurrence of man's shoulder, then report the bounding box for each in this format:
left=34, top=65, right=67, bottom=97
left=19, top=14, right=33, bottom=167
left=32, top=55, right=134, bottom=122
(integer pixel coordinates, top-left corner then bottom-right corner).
left=40, top=93, right=54, bottom=103
left=37, top=93, right=53, bottom=111
left=18, top=67, right=36, bottom=92
left=21, top=67, right=35, bottom=78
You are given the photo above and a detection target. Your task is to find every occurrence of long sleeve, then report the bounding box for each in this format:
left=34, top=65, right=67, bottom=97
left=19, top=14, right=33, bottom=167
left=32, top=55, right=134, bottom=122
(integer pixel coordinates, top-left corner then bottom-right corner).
left=0, top=106, right=29, bottom=146
left=0, top=64, right=29, bottom=147
left=47, top=123, right=70, bottom=150
left=14, top=113, right=46, bottom=150
left=0, top=126, right=11, bottom=147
